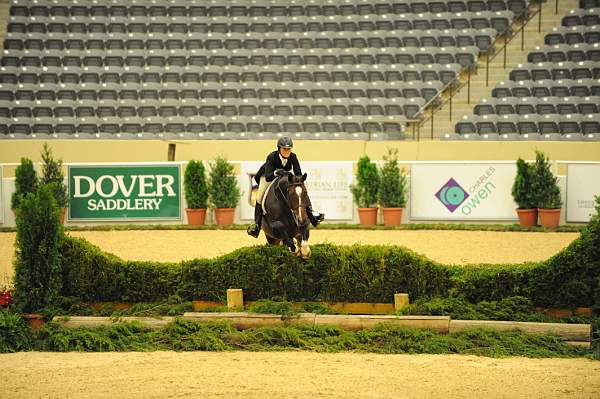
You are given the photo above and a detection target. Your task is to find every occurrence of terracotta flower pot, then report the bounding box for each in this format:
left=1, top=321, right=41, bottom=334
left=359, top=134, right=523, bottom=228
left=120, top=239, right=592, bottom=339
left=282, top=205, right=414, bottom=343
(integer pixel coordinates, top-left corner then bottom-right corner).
left=357, top=207, right=378, bottom=225
left=516, top=208, right=538, bottom=228
left=23, top=313, right=45, bottom=330
left=214, top=208, right=235, bottom=225
left=382, top=208, right=403, bottom=226
left=538, top=208, right=561, bottom=228
left=186, top=208, right=207, bottom=225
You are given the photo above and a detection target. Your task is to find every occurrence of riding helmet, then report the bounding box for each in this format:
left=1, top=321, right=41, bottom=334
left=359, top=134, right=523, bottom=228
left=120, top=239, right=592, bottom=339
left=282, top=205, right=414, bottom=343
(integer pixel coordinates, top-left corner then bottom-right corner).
left=277, top=136, right=293, bottom=149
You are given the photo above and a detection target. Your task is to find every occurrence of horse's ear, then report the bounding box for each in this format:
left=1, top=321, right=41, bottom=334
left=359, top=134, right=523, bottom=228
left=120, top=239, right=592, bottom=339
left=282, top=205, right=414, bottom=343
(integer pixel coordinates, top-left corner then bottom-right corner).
left=287, top=172, right=294, bottom=182
left=302, top=173, right=307, bottom=182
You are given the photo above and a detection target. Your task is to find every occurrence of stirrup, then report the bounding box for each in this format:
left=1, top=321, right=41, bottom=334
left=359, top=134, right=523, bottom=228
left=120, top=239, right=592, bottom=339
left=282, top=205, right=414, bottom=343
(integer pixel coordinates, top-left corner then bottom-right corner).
left=311, top=213, right=324, bottom=227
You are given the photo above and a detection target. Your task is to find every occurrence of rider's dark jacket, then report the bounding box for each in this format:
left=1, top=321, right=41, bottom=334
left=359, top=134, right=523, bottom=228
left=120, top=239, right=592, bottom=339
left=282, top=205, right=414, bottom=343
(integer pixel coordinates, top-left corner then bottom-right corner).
left=255, top=151, right=302, bottom=184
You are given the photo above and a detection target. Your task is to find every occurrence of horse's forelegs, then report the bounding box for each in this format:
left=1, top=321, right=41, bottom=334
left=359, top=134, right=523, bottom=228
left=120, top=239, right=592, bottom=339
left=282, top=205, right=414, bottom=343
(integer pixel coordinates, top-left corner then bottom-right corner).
left=271, top=221, right=296, bottom=253
left=265, top=235, right=281, bottom=245
left=300, top=227, right=311, bottom=258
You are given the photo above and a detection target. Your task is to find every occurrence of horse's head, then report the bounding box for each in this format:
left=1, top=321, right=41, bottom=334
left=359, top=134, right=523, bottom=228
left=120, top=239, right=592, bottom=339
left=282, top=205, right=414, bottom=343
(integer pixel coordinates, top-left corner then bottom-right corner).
left=284, top=172, right=309, bottom=227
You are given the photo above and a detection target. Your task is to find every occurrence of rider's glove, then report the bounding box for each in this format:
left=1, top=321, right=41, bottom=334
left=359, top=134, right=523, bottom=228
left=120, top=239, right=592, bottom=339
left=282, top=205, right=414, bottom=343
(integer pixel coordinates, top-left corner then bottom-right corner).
left=275, top=169, right=286, bottom=177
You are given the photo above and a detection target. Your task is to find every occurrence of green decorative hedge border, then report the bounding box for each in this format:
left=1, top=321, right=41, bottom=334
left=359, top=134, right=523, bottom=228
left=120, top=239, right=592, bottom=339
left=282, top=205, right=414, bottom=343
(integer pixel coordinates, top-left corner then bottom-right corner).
left=1, top=313, right=595, bottom=358
left=59, top=211, right=600, bottom=309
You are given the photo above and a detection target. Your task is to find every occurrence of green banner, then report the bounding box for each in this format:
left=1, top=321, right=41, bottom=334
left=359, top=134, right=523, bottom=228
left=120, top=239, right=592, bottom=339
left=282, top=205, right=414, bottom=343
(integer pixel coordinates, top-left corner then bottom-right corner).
left=68, top=164, right=181, bottom=221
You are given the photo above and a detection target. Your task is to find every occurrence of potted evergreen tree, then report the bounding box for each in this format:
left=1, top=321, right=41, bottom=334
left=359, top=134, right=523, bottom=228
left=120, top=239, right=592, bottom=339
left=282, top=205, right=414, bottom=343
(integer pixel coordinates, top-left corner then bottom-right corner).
left=11, top=158, right=38, bottom=217
left=14, top=184, right=63, bottom=329
left=533, top=151, right=562, bottom=228
left=351, top=155, right=380, bottom=225
left=208, top=155, right=241, bottom=225
left=40, top=144, right=68, bottom=224
left=511, top=158, right=537, bottom=228
left=184, top=160, right=208, bottom=225
left=378, top=148, right=408, bottom=226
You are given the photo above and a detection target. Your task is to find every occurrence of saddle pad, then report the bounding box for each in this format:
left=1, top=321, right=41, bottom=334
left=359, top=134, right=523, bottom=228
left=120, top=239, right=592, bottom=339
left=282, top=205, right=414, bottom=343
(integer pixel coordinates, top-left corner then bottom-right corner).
left=261, top=179, right=277, bottom=215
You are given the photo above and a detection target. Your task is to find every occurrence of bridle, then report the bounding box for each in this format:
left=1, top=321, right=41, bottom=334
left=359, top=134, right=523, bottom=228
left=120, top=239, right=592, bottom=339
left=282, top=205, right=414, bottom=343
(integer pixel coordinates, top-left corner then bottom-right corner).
left=276, top=176, right=308, bottom=228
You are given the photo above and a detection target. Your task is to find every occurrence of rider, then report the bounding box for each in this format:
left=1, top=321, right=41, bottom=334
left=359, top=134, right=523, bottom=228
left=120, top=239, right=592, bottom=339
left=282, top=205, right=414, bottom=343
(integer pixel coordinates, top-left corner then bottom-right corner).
left=247, top=136, right=324, bottom=238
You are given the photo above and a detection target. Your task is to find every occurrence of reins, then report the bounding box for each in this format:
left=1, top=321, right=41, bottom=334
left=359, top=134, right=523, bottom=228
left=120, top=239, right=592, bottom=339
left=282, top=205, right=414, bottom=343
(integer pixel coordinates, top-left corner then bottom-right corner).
left=275, top=176, right=308, bottom=228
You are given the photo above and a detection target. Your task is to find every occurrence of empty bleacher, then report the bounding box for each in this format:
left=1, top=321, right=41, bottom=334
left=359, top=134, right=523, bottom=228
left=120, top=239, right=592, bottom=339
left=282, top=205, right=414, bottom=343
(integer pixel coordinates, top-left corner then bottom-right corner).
left=0, top=0, right=530, bottom=140
left=448, top=1, right=600, bottom=141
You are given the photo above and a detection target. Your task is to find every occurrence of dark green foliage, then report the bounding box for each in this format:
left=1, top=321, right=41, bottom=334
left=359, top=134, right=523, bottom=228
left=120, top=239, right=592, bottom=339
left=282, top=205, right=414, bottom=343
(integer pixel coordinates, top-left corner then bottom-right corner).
left=0, top=310, right=33, bottom=353
left=40, top=143, right=67, bottom=208
left=207, top=155, right=241, bottom=208
left=54, top=193, right=600, bottom=309
left=249, top=300, right=298, bottom=316
left=13, top=185, right=63, bottom=313
left=60, top=236, right=181, bottom=302
left=527, top=211, right=600, bottom=308
left=512, top=158, right=536, bottom=209
left=351, top=155, right=379, bottom=208
left=42, top=296, right=192, bottom=318
left=399, top=296, right=593, bottom=323
left=25, top=320, right=594, bottom=358
left=56, top=210, right=600, bottom=309
left=11, top=158, right=38, bottom=210
left=378, top=148, right=408, bottom=208
left=532, top=150, right=562, bottom=209
left=592, top=318, right=600, bottom=358
left=59, top=240, right=455, bottom=304
left=184, top=160, right=208, bottom=209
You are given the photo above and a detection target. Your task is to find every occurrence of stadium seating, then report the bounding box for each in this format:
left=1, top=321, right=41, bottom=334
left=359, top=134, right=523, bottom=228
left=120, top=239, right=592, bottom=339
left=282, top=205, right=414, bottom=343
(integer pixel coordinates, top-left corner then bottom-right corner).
left=448, top=3, right=600, bottom=141
left=0, top=0, right=529, bottom=140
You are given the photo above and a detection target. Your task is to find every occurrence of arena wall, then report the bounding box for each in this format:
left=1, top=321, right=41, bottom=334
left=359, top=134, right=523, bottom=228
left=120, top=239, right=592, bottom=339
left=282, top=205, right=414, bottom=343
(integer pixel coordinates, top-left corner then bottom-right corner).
left=1, top=140, right=599, bottom=227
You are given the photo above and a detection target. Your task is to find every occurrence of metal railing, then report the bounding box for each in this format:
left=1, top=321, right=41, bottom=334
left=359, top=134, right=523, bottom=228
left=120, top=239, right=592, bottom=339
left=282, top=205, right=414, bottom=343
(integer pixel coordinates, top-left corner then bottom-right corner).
left=485, top=1, right=546, bottom=86
left=407, top=0, right=562, bottom=141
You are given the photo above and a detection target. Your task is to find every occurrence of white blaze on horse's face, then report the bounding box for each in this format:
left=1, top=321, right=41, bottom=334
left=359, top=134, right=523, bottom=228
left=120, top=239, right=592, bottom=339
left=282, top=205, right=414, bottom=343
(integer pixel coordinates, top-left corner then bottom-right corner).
left=295, top=186, right=303, bottom=223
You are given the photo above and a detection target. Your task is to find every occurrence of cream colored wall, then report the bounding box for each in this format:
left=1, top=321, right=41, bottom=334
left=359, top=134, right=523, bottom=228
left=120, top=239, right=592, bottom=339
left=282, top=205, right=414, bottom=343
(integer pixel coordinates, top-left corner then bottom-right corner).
left=1, top=140, right=600, bottom=165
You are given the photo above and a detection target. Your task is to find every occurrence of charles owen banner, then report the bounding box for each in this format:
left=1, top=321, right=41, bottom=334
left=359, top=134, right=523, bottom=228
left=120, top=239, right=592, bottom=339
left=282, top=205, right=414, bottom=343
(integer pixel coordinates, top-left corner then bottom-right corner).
left=410, top=163, right=518, bottom=220
left=238, top=161, right=354, bottom=220
left=566, top=163, right=600, bottom=223
left=68, top=164, right=181, bottom=221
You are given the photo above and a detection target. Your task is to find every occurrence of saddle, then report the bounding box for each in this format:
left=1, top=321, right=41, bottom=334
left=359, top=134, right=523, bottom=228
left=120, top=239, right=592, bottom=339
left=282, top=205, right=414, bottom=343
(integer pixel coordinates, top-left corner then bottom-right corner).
left=261, top=179, right=277, bottom=216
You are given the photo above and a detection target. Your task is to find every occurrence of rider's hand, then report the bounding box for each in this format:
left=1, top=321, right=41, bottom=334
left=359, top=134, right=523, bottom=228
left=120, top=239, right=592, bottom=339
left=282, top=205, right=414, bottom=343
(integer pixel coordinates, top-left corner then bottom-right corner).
left=275, top=169, right=286, bottom=177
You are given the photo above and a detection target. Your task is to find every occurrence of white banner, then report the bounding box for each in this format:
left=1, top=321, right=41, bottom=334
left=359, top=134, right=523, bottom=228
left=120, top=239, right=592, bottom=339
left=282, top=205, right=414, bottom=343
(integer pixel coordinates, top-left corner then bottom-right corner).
left=238, top=161, right=354, bottom=220
left=566, top=163, right=600, bottom=223
left=410, top=163, right=518, bottom=220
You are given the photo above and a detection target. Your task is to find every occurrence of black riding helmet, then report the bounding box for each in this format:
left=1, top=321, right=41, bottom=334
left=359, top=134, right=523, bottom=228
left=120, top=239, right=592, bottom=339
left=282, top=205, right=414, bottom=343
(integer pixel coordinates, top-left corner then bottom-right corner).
left=277, top=136, right=293, bottom=149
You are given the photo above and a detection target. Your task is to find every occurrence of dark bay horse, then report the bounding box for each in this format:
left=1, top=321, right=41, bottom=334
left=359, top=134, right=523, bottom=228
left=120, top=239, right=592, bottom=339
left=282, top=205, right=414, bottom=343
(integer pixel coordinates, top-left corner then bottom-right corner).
left=261, top=171, right=312, bottom=258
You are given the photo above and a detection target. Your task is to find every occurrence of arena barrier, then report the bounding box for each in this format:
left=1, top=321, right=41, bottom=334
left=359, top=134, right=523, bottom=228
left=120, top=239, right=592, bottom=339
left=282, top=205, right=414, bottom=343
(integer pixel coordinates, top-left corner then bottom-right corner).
left=2, top=160, right=599, bottom=227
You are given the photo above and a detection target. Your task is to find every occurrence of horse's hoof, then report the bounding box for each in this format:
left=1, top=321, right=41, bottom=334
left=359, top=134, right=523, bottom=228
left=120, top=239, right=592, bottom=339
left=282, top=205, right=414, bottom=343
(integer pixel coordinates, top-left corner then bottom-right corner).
left=301, top=245, right=311, bottom=259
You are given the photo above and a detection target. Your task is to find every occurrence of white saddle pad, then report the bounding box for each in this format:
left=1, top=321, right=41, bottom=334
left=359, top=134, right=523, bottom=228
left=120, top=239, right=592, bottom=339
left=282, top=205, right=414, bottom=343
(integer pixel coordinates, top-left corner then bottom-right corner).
left=261, top=179, right=277, bottom=215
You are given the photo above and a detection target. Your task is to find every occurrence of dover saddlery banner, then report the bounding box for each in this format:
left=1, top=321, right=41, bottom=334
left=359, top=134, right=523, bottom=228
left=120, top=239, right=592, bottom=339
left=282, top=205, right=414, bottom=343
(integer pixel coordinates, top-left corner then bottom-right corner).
left=566, top=163, right=600, bottom=223
left=410, top=163, right=518, bottom=220
left=68, top=164, right=181, bottom=221
left=239, top=161, right=354, bottom=220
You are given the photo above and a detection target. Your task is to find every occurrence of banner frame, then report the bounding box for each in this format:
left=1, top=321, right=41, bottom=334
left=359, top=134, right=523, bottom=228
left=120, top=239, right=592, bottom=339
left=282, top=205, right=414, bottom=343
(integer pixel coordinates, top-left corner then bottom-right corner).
left=564, top=162, right=600, bottom=223
left=67, top=163, right=182, bottom=222
left=409, top=161, right=519, bottom=222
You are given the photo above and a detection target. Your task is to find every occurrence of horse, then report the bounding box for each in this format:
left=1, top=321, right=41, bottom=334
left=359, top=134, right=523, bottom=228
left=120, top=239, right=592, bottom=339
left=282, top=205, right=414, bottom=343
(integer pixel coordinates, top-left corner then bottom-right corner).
left=261, top=171, right=312, bottom=258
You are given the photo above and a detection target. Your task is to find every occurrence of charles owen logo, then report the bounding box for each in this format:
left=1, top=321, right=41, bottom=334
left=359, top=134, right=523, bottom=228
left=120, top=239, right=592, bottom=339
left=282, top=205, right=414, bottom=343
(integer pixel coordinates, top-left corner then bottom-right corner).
left=435, top=178, right=469, bottom=213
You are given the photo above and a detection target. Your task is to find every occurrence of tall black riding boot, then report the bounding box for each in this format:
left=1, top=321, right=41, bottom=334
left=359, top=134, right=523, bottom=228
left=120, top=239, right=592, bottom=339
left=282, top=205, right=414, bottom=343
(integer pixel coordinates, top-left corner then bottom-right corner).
left=306, top=197, right=324, bottom=228
left=246, top=203, right=263, bottom=238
